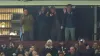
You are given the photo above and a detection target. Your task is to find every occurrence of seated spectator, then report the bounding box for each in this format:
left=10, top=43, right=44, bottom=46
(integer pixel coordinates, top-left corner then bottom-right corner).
left=66, top=46, right=78, bottom=56
left=92, top=42, right=98, bottom=50
left=85, top=44, right=95, bottom=56
left=46, top=53, right=52, bottom=56
left=58, top=52, right=64, bottom=56
left=15, top=44, right=24, bottom=56
left=57, top=41, right=67, bottom=56
left=32, top=50, right=39, bottom=56
left=29, top=45, right=36, bottom=56
left=95, top=46, right=100, bottom=56
left=7, top=42, right=16, bottom=56
left=25, top=50, right=29, bottom=56
left=0, top=44, right=7, bottom=55
left=41, top=39, right=57, bottom=56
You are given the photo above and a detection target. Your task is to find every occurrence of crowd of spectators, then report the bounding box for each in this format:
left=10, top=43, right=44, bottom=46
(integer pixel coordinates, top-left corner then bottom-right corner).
left=0, top=39, right=100, bottom=56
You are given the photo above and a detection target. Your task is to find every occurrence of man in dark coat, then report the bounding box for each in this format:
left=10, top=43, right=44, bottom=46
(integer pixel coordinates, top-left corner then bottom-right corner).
left=66, top=46, right=78, bottom=56
left=61, top=4, right=76, bottom=41
left=49, top=6, right=61, bottom=41
left=36, top=6, right=50, bottom=41
left=20, top=9, right=34, bottom=41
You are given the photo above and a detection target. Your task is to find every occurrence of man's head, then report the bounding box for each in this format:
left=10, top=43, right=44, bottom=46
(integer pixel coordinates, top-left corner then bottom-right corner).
left=66, top=4, right=72, bottom=12
left=59, top=52, right=64, bottom=56
left=69, top=46, right=76, bottom=54
left=18, top=54, right=23, bottom=56
left=23, top=9, right=28, bottom=15
left=93, top=42, right=98, bottom=49
left=50, top=6, right=56, bottom=13
left=29, top=46, right=35, bottom=52
left=25, top=51, right=29, bottom=56
left=32, top=51, right=38, bottom=56
left=46, top=39, right=52, bottom=47
left=41, top=6, right=46, bottom=12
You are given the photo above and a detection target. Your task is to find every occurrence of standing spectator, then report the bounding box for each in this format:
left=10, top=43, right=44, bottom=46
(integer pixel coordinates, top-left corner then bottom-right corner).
left=50, top=6, right=61, bottom=41
left=92, top=42, right=98, bottom=50
left=61, top=4, right=76, bottom=41
left=20, top=9, right=34, bottom=41
left=36, top=6, right=50, bottom=40
left=0, top=44, right=7, bottom=56
left=41, top=39, right=57, bottom=56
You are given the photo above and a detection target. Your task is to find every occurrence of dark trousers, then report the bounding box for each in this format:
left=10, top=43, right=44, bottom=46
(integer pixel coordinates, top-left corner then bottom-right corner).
left=23, top=30, right=33, bottom=41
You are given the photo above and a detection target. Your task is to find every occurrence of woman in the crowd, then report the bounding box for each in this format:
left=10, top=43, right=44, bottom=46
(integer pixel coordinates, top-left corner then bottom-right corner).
left=49, top=6, right=61, bottom=41
left=74, top=43, right=79, bottom=51
left=15, top=44, right=24, bottom=56
left=41, top=39, right=57, bottom=56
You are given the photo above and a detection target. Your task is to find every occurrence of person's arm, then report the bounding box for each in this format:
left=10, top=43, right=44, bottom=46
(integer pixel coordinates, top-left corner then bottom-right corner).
left=20, top=15, right=24, bottom=25
left=29, top=15, right=34, bottom=25
left=61, top=13, right=66, bottom=29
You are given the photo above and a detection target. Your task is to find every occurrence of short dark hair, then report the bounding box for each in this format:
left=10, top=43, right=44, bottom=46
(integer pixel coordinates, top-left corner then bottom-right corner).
left=66, top=4, right=72, bottom=7
left=50, top=6, right=55, bottom=9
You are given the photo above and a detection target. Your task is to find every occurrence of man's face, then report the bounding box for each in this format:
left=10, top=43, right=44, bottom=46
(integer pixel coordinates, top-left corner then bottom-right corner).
left=32, top=51, right=38, bottom=56
left=67, top=6, right=72, bottom=12
left=59, top=54, right=64, bottom=56
left=47, top=42, right=52, bottom=46
left=50, top=8, right=55, bottom=13
left=18, top=54, right=23, bottom=56
left=41, top=7, right=45, bottom=12
left=70, top=47, right=75, bottom=53
left=93, top=43, right=98, bottom=48
left=23, top=9, right=28, bottom=15
left=25, top=51, right=29, bottom=56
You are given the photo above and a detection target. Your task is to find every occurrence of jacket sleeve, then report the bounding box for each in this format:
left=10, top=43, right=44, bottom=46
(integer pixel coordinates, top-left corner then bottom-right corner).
left=61, top=13, right=66, bottom=27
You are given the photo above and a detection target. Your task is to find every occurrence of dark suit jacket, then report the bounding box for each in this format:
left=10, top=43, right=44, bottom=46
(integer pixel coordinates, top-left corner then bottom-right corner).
left=61, top=11, right=76, bottom=28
